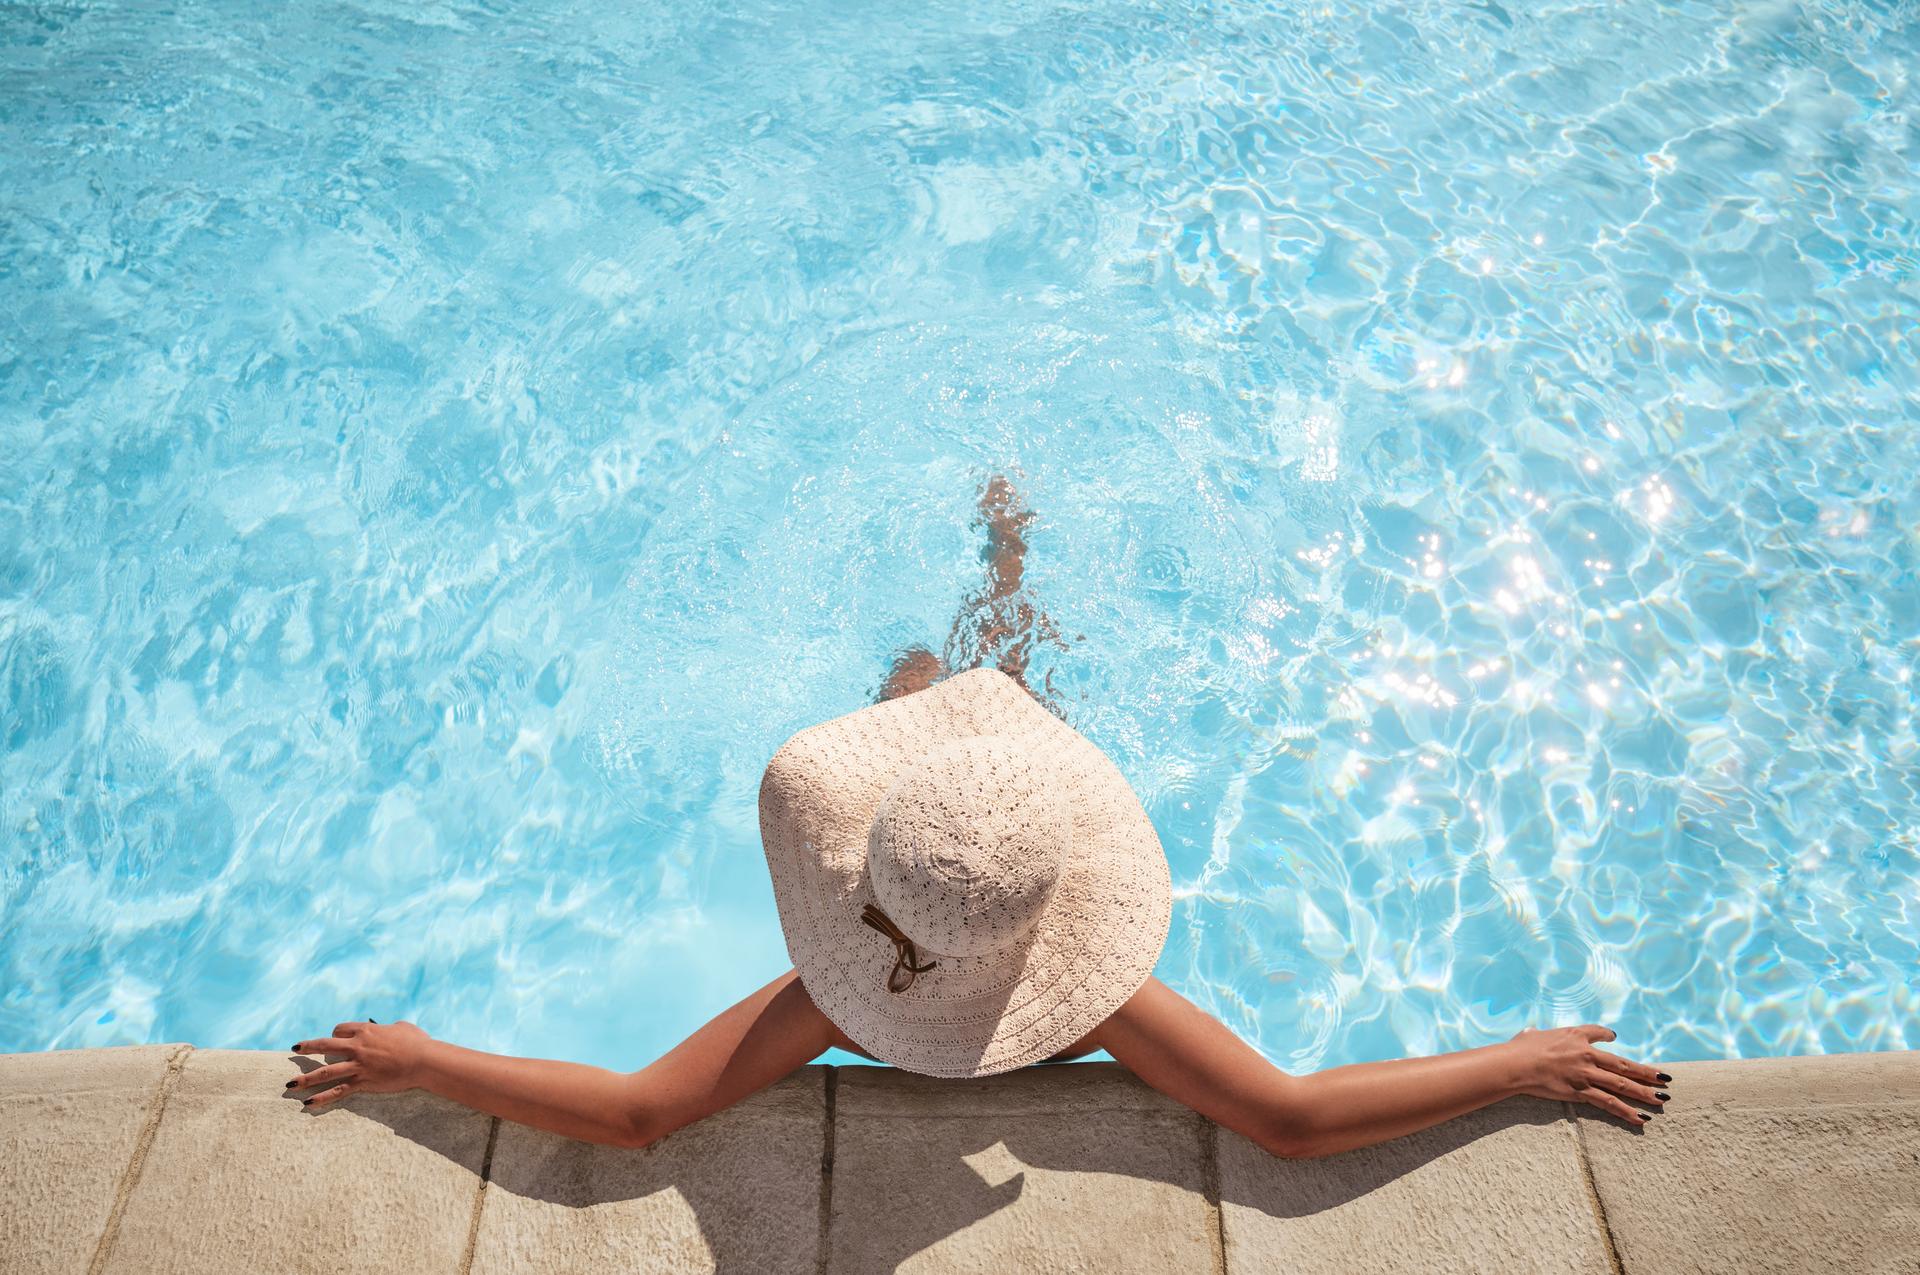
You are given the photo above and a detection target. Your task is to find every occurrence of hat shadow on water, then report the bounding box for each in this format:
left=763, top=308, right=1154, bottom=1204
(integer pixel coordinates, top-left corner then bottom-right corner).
left=347, top=1061, right=1562, bottom=1273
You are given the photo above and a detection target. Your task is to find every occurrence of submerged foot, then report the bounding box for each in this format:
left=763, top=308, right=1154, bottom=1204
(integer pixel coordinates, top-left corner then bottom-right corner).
left=978, top=473, right=1034, bottom=555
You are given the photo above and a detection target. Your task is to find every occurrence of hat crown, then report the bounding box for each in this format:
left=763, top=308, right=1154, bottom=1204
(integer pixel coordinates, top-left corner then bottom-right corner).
left=867, top=735, right=1069, bottom=960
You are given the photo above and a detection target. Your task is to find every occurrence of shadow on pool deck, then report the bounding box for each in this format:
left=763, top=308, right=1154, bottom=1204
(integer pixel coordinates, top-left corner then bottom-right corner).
left=5, top=1047, right=1917, bottom=1273
left=467, top=1070, right=1567, bottom=1271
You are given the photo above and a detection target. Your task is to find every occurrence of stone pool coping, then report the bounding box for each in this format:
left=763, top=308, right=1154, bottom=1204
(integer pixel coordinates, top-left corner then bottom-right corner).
left=3, top=1046, right=1916, bottom=1273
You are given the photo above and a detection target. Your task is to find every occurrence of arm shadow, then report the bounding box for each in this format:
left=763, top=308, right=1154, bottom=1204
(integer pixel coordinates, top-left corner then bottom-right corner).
left=344, top=1062, right=1573, bottom=1273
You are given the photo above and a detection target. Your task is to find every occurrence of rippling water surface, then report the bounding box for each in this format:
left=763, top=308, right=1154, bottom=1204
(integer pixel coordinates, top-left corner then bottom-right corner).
left=4, top=0, right=1918, bottom=1068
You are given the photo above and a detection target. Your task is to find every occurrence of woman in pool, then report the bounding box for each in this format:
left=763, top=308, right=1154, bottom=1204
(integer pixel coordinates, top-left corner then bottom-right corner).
left=289, top=476, right=1672, bottom=1155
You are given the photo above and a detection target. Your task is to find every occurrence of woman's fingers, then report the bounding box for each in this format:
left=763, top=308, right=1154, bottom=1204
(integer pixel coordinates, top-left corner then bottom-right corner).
left=287, top=1062, right=355, bottom=1092
left=331, top=1021, right=368, bottom=1038
left=1579, top=1024, right=1618, bottom=1043
left=1590, top=1047, right=1666, bottom=1088
left=1579, top=1082, right=1651, bottom=1126
left=303, top=1081, right=355, bottom=1109
left=290, top=1036, right=353, bottom=1057
left=1587, top=1066, right=1665, bottom=1109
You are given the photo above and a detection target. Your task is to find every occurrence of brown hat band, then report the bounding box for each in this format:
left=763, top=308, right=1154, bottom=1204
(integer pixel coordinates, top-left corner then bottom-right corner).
left=860, top=903, right=938, bottom=993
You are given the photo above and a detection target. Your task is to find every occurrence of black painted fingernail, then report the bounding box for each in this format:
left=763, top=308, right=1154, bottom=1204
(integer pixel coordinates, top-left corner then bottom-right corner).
left=369, top=1018, right=377, bottom=1023
left=285, top=1080, right=296, bottom=1089
left=1638, top=1112, right=1652, bottom=1121
left=1655, top=1091, right=1670, bottom=1101
left=1656, top=1072, right=1672, bottom=1082
left=302, top=1097, right=313, bottom=1106
left=291, top=1043, right=301, bottom=1052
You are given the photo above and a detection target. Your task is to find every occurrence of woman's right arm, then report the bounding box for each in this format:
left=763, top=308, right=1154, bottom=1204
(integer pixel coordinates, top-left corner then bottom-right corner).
left=289, top=968, right=839, bottom=1148
left=1091, top=977, right=1672, bottom=1159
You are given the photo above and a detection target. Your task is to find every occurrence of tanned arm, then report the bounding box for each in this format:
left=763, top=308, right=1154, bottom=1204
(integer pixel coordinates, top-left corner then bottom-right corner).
left=289, top=969, right=837, bottom=1148
left=1090, top=977, right=1672, bottom=1158
left=291, top=970, right=1672, bottom=1159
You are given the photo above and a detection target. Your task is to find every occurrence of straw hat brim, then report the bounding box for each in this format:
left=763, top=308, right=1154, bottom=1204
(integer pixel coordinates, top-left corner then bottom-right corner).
left=759, top=667, right=1172, bottom=1078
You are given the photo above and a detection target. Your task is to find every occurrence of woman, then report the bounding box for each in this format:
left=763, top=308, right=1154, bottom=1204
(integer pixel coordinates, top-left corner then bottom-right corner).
left=289, top=476, right=1671, bottom=1156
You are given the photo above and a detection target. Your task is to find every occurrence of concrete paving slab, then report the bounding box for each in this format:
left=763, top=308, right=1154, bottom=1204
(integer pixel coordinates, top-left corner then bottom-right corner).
left=470, top=1065, right=826, bottom=1275
left=0, top=1044, right=185, bottom=1275
left=1581, top=1051, right=1920, bottom=1275
left=829, top=1062, right=1219, bottom=1275
left=1218, top=1096, right=1612, bottom=1275
left=7, top=1046, right=1920, bottom=1273
left=100, top=1048, right=492, bottom=1275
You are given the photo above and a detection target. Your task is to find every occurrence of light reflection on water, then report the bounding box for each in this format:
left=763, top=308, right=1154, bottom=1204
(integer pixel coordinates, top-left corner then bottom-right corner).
left=2, top=0, right=1916, bottom=1070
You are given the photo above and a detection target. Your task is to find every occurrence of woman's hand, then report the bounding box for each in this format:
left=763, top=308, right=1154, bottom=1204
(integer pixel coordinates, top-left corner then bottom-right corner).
left=1505, top=1024, right=1672, bottom=1125
left=287, top=1019, right=433, bottom=1108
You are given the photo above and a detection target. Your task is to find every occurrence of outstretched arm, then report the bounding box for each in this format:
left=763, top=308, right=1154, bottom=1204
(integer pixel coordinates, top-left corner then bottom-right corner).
left=1091, top=977, right=1672, bottom=1159
left=288, top=969, right=838, bottom=1148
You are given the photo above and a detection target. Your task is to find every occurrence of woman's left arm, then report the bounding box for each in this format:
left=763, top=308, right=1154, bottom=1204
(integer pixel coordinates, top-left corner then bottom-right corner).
left=289, top=968, right=839, bottom=1148
left=1091, top=977, right=1670, bottom=1159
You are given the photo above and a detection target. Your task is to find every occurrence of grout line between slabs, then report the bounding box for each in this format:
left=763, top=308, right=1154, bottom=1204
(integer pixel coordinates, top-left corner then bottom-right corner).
left=1199, top=1114, right=1228, bottom=1275
left=457, top=1116, right=502, bottom=1275
left=87, top=1043, right=193, bottom=1275
left=1566, top=1101, right=1627, bottom=1275
left=815, top=1067, right=839, bottom=1275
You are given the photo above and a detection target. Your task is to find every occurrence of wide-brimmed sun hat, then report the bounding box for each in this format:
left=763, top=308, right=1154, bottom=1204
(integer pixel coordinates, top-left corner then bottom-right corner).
left=758, top=666, right=1172, bottom=1077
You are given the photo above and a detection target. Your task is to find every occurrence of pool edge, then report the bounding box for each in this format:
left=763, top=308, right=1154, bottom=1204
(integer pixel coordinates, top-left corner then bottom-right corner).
left=3, top=1047, right=1916, bottom=1273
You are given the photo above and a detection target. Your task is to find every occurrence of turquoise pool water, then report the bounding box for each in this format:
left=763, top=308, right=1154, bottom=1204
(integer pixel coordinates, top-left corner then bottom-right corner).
left=3, top=0, right=1916, bottom=1072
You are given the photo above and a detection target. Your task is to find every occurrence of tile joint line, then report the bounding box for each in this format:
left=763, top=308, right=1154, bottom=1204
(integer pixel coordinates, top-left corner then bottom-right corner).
left=815, top=1066, right=839, bottom=1275
left=1199, top=1113, right=1227, bottom=1275
left=87, top=1043, right=193, bottom=1275
left=458, top=1116, right=502, bottom=1275
left=1567, top=1101, right=1627, bottom=1275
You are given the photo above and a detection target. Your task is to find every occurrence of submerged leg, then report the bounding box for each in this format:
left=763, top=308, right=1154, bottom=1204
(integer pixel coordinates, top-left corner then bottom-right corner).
left=956, top=474, right=1036, bottom=683
left=876, top=472, right=1068, bottom=706
left=944, top=474, right=1067, bottom=700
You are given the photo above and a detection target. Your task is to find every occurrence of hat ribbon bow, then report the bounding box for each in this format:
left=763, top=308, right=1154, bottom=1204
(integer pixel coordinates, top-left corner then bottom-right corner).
left=860, top=903, right=937, bottom=993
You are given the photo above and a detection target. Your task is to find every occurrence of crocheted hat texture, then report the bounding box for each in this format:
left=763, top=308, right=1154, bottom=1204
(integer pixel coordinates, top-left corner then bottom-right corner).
left=759, top=667, right=1172, bottom=1077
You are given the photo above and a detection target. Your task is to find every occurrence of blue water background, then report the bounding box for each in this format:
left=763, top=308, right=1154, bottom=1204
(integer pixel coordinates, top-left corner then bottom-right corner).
left=3, top=0, right=1917, bottom=1069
